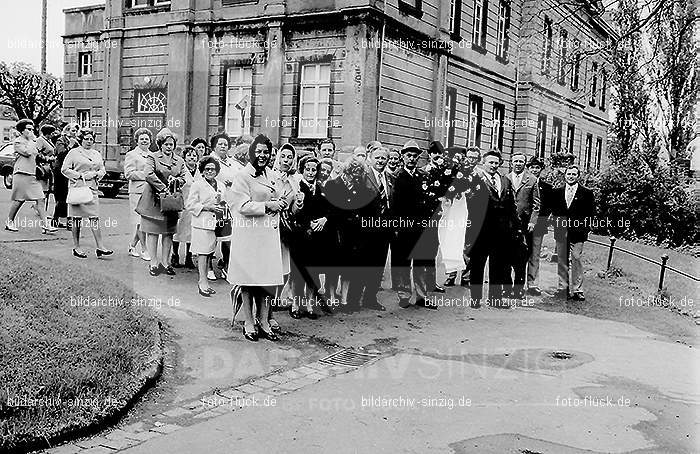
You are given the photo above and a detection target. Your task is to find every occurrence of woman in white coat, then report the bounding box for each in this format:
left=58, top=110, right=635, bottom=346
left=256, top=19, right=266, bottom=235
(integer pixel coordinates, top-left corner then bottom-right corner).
left=186, top=156, right=225, bottom=297
left=228, top=134, right=295, bottom=342
left=172, top=146, right=200, bottom=268
left=124, top=127, right=153, bottom=260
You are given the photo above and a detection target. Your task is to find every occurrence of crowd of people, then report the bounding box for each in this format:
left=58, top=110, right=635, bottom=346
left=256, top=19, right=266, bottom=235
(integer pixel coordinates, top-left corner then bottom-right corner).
left=3, top=119, right=595, bottom=342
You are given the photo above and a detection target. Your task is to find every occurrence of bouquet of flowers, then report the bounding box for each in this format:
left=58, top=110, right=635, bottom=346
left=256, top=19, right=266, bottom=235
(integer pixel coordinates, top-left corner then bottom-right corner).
left=421, top=155, right=483, bottom=206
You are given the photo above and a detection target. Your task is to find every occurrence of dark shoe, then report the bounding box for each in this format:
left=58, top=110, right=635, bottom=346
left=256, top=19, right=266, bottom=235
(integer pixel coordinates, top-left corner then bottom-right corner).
left=171, top=254, right=182, bottom=268
left=320, top=302, right=334, bottom=315
left=164, top=266, right=176, bottom=276
left=443, top=275, right=456, bottom=287
left=72, top=248, right=88, bottom=259
left=269, top=319, right=281, bottom=333
left=470, top=302, right=481, bottom=309
left=198, top=286, right=212, bottom=297
left=416, top=298, right=437, bottom=310
left=184, top=254, right=196, bottom=269
left=243, top=329, right=258, bottom=342
left=571, top=293, right=586, bottom=301
left=257, top=326, right=279, bottom=341
left=306, top=312, right=319, bottom=320
left=217, top=258, right=226, bottom=269
left=149, top=266, right=160, bottom=276
left=398, top=298, right=411, bottom=308
left=460, top=279, right=470, bottom=287
left=527, top=287, right=542, bottom=296
left=433, top=285, right=445, bottom=293
left=95, top=248, right=114, bottom=258
left=289, top=307, right=302, bottom=319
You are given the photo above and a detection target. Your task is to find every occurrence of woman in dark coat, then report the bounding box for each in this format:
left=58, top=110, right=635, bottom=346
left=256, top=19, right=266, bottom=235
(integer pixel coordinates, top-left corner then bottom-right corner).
left=289, top=155, right=333, bottom=318
left=323, top=155, right=375, bottom=312
left=52, top=122, right=79, bottom=228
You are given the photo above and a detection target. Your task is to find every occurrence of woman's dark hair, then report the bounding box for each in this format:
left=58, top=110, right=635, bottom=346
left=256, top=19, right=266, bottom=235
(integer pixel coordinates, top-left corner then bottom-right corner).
left=16, top=119, right=34, bottom=133
left=248, top=134, right=273, bottom=163
left=40, top=124, right=56, bottom=136
left=299, top=155, right=320, bottom=174
left=210, top=132, right=231, bottom=151
left=191, top=137, right=208, bottom=148
left=182, top=145, right=199, bottom=161
left=198, top=156, right=221, bottom=174
left=156, top=128, right=178, bottom=149
left=134, top=127, right=153, bottom=142
left=77, top=127, right=96, bottom=143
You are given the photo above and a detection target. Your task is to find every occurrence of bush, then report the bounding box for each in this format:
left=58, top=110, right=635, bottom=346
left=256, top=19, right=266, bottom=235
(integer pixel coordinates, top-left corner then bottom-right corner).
left=589, top=159, right=699, bottom=247
left=0, top=246, right=161, bottom=451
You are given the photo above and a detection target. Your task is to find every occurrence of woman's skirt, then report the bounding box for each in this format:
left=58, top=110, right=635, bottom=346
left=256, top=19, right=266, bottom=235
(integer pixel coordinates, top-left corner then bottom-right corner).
left=11, top=173, right=44, bottom=202
left=140, top=212, right=179, bottom=235
left=68, top=192, right=100, bottom=218
left=128, top=192, right=142, bottom=229
left=190, top=227, right=216, bottom=255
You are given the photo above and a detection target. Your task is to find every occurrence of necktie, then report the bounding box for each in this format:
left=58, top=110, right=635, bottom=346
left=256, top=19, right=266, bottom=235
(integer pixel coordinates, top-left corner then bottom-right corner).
left=566, top=186, right=574, bottom=208
left=492, top=175, right=499, bottom=196
left=378, top=176, right=387, bottom=209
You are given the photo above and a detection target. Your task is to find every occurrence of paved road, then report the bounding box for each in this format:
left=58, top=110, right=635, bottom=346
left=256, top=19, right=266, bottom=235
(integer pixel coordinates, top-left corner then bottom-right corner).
left=1, top=189, right=697, bottom=454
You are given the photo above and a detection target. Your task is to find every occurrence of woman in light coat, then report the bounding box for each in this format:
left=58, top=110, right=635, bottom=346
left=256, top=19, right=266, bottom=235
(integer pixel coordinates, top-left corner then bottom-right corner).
left=186, top=156, right=225, bottom=297
left=5, top=119, right=57, bottom=233
left=172, top=146, right=200, bottom=269
left=124, top=127, right=153, bottom=260
left=210, top=132, right=236, bottom=280
left=61, top=128, right=112, bottom=258
left=229, top=134, right=295, bottom=342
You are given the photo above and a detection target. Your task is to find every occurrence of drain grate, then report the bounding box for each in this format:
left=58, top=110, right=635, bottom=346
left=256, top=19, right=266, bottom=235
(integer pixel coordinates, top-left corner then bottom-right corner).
left=319, top=349, right=378, bottom=367
left=550, top=351, right=573, bottom=360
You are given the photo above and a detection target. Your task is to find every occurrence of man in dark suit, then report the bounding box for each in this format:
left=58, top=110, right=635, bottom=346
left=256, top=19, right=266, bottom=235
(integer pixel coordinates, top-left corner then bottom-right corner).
left=468, top=149, right=520, bottom=308
left=507, top=152, right=540, bottom=299
left=358, top=145, right=394, bottom=311
left=526, top=156, right=552, bottom=295
left=551, top=164, right=594, bottom=300
left=390, top=140, right=439, bottom=310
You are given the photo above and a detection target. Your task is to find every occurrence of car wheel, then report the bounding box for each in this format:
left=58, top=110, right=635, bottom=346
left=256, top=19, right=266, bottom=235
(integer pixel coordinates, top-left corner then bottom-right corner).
left=3, top=173, right=12, bottom=189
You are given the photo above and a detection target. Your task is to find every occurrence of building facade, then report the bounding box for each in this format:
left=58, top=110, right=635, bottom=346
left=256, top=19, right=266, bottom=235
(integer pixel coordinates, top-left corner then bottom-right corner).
left=63, top=0, right=614, bottom=170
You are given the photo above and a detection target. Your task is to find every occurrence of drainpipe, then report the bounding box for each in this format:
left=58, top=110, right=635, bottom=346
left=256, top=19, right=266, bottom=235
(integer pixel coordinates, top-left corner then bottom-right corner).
left=375, top=3, right=386, bottom=140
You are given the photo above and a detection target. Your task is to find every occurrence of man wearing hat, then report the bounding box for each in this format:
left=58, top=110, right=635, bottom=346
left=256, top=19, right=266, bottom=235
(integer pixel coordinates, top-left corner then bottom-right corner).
left=390, top=140, right=439, bottom=309
left=526, top=156, right=552, bottom=295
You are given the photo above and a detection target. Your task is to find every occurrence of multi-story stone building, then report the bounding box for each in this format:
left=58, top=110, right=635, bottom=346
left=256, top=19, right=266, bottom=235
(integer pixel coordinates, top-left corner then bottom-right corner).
left=63, top=0, right=615, bottom=170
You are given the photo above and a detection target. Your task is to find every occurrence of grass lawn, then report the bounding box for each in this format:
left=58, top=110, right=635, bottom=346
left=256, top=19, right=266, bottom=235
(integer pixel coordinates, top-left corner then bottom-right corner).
left=538, top=234, right=699, bottom=346
left=0, top=245, right=161, bottom=452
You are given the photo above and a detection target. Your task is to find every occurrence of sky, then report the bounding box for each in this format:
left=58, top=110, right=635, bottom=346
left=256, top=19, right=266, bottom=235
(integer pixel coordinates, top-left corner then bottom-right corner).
left=0, top=0, right=101, bottom=77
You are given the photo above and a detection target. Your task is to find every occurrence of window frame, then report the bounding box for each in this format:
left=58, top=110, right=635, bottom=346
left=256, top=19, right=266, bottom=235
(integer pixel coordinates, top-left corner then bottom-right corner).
left=570, top=39, right=581, bottom=91
left=584, top=133, right=593, bottom=170
left=566, top=123, right=575, bottom=156
left=77, top=109, right=91, bottom=129
left=399, top=0, right=424, bottom=19
left=77, top=52, right=93, bottom=77
left=541, top=16, right=553, bottom=75
left=471, top=0, right=489, bottom=53
left=491, top=102, right=505, bottom=152
left=595, top=137, right=603, bottom=169
left=550, top=117, right=562, bottom=156
left=599, top=69, right=607, bottom=110
left=443, top=87, right=457, bottom=147
left=449, top=0, right=463, bottom=41
left=223, top=66, right=254, bottom=137
left=134, top=88, right=168, bottom=115
left=589, top=62, right=598, bottom=107
left=467, top=94, right=483, bottom=148
left=495, top=0, right=511, bottom=63
left=536, top=113, right=547, bottom=158
left=297, top=62, right=332, bottom=140
left=556, top=29, right=568, bottom=85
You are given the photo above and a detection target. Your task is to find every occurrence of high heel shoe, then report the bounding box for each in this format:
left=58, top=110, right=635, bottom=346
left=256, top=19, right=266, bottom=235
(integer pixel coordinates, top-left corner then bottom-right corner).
left=289, top=306, right=302, bottom=319
left=243, top=326, right=258, bottom=342
left=73, top=249, right=88, bottom=259
left=42, top=225, right=58, bottom=234
left=198, top=286, right=212, bottom=297
left=149, top=266, right=161, bottom=276
left=257, top=324, right=279, bottom=341
left=5, top=220, right=18, bottom=232
left=96, top=248, right=113, bottom=258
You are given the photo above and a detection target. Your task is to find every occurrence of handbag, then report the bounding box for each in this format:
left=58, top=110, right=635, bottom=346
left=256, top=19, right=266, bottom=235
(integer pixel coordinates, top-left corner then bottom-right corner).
left=66, top=176, right=93, bottom=205
left=215, top=205, right=232, bottom=238
left=159, top=179, right=184, bottom=213
left=35, top=163, right=52, bottom=181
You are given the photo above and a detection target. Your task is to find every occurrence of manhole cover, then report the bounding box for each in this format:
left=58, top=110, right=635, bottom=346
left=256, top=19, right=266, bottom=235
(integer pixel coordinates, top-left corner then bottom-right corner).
left=551, top=351, right=573, bottom=360
left=319, top=349, right=378, bottom=367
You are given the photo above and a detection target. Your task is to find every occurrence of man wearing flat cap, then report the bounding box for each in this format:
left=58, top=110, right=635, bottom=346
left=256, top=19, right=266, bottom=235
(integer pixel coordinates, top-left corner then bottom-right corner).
left=389, top=140, right=440, bottom=309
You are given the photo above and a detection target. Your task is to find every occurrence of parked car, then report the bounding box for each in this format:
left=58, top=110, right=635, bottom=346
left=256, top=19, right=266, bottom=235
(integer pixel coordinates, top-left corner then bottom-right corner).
left=0, top=142, right=15, bottom=189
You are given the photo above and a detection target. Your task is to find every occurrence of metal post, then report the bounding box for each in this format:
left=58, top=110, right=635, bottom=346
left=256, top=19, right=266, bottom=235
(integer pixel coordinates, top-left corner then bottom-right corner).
left=607, top=236, right=616, bottom=270
left=659, top=254, right=669, bottom=291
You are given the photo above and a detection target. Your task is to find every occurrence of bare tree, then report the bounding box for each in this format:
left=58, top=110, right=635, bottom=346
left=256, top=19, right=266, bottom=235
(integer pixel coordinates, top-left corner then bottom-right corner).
left=0, top=62, right=62, bottom=125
